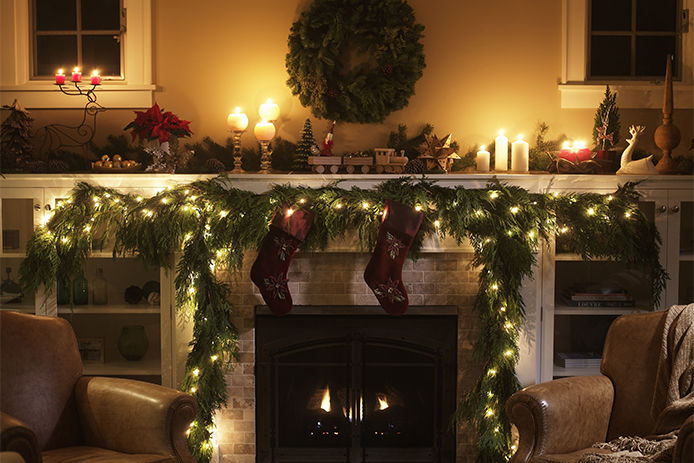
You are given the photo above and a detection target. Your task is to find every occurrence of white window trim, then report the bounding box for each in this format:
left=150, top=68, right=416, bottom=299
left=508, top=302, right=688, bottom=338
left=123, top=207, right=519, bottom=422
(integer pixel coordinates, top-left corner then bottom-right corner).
left=560, top=0, right=694, bottom=109
left=0, top=0, right=154, bottom=109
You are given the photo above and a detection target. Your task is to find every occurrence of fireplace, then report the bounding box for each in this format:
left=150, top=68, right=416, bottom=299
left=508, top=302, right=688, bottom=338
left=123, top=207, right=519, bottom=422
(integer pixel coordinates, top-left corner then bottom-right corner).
left=255, top=306, right=458, bottom=462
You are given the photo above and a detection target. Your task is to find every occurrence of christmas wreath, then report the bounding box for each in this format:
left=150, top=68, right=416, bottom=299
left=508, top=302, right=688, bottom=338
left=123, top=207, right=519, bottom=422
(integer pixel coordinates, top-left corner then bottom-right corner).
left=286, top=0, right=426, bottom=123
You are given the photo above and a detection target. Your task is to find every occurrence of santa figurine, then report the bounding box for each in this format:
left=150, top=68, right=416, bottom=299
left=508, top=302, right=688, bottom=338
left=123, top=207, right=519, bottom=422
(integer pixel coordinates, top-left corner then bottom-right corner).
left=320, top=121, right=336, bottom=156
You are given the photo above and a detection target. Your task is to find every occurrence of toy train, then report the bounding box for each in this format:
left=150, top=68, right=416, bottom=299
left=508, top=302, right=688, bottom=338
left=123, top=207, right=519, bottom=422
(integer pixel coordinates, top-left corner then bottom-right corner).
left=308, top=148, right=408, bottom=174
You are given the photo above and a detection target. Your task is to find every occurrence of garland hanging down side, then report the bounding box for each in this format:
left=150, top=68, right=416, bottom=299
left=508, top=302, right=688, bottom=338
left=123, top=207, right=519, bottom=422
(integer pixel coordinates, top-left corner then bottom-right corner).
left=19, top=177, right=666, bottom=463
left=286, top=0, right=426, bottom=123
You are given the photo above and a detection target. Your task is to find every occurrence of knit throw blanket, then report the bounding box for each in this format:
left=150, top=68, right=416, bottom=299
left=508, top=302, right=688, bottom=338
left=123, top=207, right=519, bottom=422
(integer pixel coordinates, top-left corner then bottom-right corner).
left=577, top=304, right=694, bottom=463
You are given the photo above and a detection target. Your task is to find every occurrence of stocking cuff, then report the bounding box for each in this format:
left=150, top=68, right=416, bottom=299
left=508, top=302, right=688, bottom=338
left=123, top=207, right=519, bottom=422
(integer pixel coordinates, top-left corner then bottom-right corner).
left=270, top=206, right=314, bottom=242
left=382, top=199, right=424, bottom=238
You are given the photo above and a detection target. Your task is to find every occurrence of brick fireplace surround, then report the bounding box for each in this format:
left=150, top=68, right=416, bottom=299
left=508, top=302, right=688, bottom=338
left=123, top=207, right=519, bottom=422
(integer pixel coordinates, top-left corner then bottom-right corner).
left=216, top=248, right=487, bottom=463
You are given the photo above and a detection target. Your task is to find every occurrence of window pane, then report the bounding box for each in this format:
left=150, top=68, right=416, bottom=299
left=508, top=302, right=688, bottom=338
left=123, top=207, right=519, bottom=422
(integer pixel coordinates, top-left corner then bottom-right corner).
left=590, top=36, right=631, bottom=76
left=35, top=0, right=76, bottom=30
left=82, top=35, right=121, bottom=76
left=636, top=0, right=677, bottom=31
left=635, top=36, right=676, bottom=76
left=82, top=0, right=120, bottom=30
left=591, top=0, right=632, bottom=31
left=36, top=35, right=77, bottom=76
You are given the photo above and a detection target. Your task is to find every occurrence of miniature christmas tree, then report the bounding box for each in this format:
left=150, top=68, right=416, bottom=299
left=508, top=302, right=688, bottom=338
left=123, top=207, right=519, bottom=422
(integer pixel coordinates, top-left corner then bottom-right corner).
left=293, top=118, right=315, bottom=171
left=1, top=100, right=33, bottom=171
left=592, top=85, right=620, bottom=150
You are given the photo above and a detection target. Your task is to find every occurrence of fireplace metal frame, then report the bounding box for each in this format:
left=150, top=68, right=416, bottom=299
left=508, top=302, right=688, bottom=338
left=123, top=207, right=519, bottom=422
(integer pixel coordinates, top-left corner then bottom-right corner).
left=255, top=306, right=458, bottom=463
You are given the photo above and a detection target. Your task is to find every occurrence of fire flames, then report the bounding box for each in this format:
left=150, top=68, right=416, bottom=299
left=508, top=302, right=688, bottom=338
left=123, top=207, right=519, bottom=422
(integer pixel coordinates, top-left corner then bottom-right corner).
left=320, top=387, right=331, bottom=412
left=377, top=395, right=389, bottom=411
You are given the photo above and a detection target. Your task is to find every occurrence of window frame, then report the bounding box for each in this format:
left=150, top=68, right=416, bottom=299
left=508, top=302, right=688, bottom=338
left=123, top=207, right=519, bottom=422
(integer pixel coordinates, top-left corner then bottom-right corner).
left=30, top=0, right=125, bottom=80
left=559, top=0, right=693, bottom=108
left=0, top=0, right=153, bottom=109
left=587, top=0, right=682, bottom=80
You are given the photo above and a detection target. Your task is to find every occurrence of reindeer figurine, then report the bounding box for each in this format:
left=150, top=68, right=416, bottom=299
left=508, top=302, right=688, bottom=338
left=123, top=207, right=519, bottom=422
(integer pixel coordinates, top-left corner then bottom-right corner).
left=616, top=125, right=658, bottom=175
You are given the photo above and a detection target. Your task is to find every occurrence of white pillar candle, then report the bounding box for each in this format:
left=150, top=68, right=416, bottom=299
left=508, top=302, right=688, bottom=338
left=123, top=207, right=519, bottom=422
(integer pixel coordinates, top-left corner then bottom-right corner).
left=254, top=120, right=276, bottom=141
left=258, top=98, right=280, bottom=121
left=511, top=134, right=529, bottom=172
left=495, top=130, right=508, bottom=171
left=226, top=107, right=249, bottom=131
left=476, top=145, right=490, bottom=172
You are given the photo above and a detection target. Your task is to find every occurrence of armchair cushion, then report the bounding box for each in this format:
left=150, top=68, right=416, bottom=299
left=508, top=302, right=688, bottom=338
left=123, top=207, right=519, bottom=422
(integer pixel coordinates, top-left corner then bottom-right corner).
left=506, top=375, right=614, bottom=461
left=42, top=447, right=174, bottom=463
left=74, top=377, right=196, bottom=462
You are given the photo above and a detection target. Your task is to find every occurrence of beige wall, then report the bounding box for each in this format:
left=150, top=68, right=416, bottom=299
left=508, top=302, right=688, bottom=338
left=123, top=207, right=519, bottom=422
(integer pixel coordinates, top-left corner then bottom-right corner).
left=25, top=0, right=693, bottom=157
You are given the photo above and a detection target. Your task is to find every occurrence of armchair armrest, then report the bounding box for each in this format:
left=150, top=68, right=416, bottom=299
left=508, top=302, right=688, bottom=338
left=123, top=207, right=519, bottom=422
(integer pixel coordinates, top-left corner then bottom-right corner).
left=75, top=377, right=197, bottom=463
left=1, top=413, right=40, bottom=463
left=506, top=375, right=614, bottom=463
left=674, top=413, right=693, bottom=463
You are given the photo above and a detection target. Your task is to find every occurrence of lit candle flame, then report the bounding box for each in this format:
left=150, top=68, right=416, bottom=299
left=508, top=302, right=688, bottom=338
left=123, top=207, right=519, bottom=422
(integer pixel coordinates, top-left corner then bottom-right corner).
left=517, top=134, right=523, bottom=141
left=562, top=141, right=570, bottom=148
left=320, top=387, right=331, bottom=412
left=73, top=67, right=80, bottom=73
left=234, top=106, right=240, bottom=113
left=266, top=98, right=273, bottom=104
left=57, top=68, right=64, bottom=75
left=377, top=395, right=389, bottom=410
left=498, top=129, right=504, bottom=136
left=91, top=69, right=99, bottom=76
left=480, top=145, right=486, bottom=151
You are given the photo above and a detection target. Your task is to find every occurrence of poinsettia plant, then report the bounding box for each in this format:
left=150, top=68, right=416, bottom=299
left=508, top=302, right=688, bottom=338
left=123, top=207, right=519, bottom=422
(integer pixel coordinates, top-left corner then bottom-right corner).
left=124, top=103, right=192, bottom=143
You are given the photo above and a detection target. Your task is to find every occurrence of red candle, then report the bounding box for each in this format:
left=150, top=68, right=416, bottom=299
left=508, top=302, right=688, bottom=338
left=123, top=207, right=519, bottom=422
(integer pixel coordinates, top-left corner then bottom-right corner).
left=55, top=69, right=65, bottom=85
left=90, top=70, right=101, bottom=85
left=71, top=67, right=81, bottom=82
left=558, top=141, right=591, bottom=162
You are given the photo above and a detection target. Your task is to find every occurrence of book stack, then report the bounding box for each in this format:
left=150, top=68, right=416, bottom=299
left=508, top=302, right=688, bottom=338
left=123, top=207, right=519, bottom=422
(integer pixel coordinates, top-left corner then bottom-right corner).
left=563, top=289, right=635, bottom=307
left=554, top=352, right=602, bottom=369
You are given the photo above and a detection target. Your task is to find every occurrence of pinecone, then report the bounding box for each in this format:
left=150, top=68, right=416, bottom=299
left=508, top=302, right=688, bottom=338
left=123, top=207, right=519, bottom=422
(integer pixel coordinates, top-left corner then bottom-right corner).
left=205, top=158, right=226, bottom=173
left=47, top=159, right=69, bottom=173
left=22, top=159, right=46, bottom=173
left=381, top=63, right=393, bottom=76
left=405, top=158, right=425, bottom=174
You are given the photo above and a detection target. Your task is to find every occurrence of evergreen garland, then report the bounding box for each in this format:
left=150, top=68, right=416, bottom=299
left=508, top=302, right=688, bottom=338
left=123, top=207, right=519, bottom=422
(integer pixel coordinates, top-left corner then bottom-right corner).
left=19, top=177, right=666, bottom=463
left=286, top=0, right=426, bottom=123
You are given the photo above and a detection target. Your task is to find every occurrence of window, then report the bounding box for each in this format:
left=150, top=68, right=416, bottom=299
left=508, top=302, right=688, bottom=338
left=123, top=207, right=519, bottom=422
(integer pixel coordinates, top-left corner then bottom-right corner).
left=588, top=0, right=681, bottom=80
left=0, top=0, right=153, bottom=109
left=32, top=0, right=124, bottom=79
left=559, top=0, right=693, bottom=109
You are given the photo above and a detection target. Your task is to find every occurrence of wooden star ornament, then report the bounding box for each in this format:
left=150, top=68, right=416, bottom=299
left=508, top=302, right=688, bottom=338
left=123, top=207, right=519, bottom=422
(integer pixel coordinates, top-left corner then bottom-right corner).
left=417, top=133, right=460, bottom=172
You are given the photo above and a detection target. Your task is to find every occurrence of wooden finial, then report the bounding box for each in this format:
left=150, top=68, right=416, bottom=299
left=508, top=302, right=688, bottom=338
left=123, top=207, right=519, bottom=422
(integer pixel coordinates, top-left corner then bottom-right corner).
left=654, top=54, right=681, bottom=174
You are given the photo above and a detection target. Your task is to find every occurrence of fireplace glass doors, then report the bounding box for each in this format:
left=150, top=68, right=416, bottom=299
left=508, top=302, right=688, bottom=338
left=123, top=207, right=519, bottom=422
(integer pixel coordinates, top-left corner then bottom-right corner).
left=256, top=310, right=457, bottom=462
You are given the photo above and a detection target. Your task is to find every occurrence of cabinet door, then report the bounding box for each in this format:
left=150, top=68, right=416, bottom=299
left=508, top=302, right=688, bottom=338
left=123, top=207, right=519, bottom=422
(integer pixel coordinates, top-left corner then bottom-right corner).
left=0, top=188, right=46, bottom=314
left=666, top=190, right=694, bottom=307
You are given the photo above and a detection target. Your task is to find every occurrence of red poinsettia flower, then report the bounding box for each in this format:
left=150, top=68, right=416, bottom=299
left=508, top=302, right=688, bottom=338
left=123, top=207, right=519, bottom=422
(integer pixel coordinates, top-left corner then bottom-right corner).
left=124, top=103, right=192, bottom=143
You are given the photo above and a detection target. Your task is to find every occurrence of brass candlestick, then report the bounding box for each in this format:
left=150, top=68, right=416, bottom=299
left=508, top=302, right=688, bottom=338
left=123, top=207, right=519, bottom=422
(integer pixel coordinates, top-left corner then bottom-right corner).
left=654, top=54, right=681, bottom=174
left=230, top=130, right=245, bottom=173
left=259, top=141, right=272, bottom=174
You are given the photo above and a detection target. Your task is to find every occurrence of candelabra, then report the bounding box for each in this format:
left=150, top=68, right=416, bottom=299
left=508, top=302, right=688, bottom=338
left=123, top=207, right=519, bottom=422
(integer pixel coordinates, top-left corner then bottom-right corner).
left=230, top=130, right=245, bottom=173
left=259, top=140, right=273, bottom=174
left=36, top=81, right=105, bottom=154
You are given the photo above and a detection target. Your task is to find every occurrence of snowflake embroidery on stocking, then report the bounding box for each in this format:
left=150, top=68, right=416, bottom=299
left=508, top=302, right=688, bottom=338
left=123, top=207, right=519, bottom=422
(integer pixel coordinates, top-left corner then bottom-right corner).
left=264, top=274, right=288, bottom=300
left=373, top=278, right=406, bottom=303
left=385, top=232, right=405, bottom=260
left=273, top=236, right=297, bottom=261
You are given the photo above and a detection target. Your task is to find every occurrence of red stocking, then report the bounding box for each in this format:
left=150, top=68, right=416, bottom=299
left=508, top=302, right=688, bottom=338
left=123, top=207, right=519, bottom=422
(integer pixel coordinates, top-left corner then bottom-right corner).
left=364, top=199, right=423, bottom=315
left=251, top=206, right=313, bottom=316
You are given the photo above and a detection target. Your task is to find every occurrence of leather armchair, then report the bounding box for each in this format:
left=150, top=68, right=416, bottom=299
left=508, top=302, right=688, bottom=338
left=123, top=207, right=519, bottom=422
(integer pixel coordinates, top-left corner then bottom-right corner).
left=0, top=311, right=197, bottom=463
left=506, top=311, right=693, bottom=463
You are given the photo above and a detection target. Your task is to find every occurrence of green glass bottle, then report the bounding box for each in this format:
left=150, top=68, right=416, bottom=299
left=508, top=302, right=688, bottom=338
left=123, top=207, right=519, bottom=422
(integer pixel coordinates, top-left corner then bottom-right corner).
left=72, top=273, right=88, bottom=305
